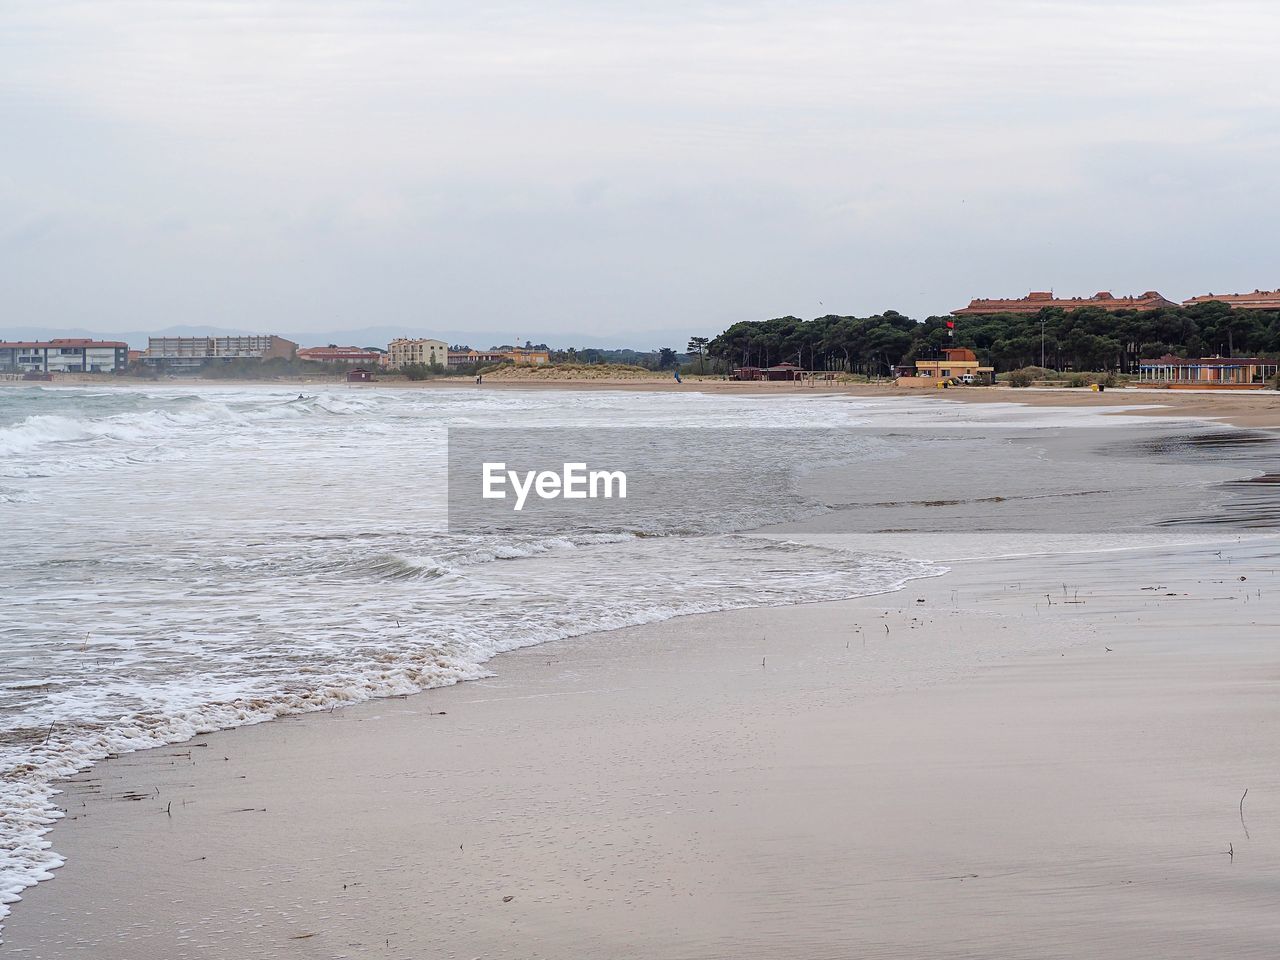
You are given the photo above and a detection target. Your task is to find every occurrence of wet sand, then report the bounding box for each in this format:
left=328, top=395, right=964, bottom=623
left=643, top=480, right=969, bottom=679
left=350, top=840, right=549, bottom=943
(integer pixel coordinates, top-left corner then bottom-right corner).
left=463, top=380, right=1280, bottom=428
left=6, top=539, right=1280, bottom=958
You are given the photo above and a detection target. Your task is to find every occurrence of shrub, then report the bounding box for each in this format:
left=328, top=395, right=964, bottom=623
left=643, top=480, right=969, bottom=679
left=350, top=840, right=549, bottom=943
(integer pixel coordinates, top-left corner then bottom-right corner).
left=1006, top=368, right=1034, bottom=388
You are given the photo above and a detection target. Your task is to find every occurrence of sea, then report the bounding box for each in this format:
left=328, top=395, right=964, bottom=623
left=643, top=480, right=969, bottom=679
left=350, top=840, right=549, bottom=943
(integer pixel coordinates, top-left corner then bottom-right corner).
left=0, top=382, right=1273, bottom=934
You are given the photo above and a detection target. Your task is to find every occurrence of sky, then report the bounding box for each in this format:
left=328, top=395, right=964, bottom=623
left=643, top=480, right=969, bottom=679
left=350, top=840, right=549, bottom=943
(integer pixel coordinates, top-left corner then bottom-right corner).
left=3, top=0, right=1279, bottom=344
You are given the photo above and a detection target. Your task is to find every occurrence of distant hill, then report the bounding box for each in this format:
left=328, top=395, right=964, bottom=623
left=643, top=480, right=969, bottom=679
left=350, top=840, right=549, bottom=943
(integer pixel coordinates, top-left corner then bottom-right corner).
left=0, top=324, right=702, bottom=353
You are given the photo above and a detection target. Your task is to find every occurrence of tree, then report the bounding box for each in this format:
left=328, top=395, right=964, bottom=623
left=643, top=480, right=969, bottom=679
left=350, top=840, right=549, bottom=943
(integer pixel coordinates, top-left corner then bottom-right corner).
left=657, top=347, right=679, bottom=368
left=702, top=301, right=1280, bottom=378
left=687, top=336, right=709, bottom=374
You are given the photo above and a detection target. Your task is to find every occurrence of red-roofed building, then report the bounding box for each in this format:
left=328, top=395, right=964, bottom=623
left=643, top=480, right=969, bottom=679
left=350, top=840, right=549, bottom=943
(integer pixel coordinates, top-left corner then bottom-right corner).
left=1182, top=290, right=1280, bottom=310
left=297, top=346, right=385, bottom=365
left=0, top=339, right=129, bottom=374
left=953, top=290, right=1176, bottom=316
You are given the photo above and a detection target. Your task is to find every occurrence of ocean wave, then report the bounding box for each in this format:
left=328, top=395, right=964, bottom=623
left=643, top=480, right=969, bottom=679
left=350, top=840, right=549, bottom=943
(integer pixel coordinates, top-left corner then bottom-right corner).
left=0, top=382, right=942, bottom=941
left=0, top=405, right=239, bottom=459
left=0, top=534, right=941, bottom=940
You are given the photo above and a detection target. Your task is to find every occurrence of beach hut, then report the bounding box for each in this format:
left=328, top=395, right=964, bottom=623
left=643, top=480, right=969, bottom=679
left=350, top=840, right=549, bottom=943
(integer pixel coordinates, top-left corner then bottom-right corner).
left=346, top=367, right=373, bottom=383
left=761, top=363, right=803, bottom=381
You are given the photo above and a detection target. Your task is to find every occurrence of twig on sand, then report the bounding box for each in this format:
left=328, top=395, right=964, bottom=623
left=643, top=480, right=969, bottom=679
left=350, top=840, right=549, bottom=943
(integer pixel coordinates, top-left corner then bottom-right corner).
left=1241, top=788, right=1250, bottom=840
left=1227, top=842, right=1234, bottom=862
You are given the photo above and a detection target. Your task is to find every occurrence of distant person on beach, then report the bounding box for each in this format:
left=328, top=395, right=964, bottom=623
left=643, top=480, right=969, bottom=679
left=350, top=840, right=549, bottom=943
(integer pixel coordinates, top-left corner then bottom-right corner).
left=476, top=374, right=482, bottom=385
left=674, top=370, right=681, bottom=383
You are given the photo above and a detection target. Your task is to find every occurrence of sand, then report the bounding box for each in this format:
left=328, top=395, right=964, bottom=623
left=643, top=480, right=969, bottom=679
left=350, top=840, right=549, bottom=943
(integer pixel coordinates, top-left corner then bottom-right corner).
left=5, top=538, right=1280, bottom=959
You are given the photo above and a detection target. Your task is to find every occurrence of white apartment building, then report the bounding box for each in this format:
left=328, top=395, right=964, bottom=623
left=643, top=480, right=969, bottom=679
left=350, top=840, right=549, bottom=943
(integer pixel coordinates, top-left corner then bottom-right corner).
left=0, top=339, right=129, bottom=374
left=387, top=338, right=450, bottom=368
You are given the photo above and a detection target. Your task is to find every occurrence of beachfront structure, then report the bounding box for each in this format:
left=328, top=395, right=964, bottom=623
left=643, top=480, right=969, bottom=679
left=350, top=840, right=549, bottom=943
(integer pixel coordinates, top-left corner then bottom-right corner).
left=1138, top=354, right=1279, bottom=388
left=508, top=347, right=551, bottom=365
left=144, top=335, right=298, bottom=371
left=446, top=347, right=553, bottom=367
left=297, top=346, right=384, bottom=365
left=0, top=339, right=129, bottom=374
left=1182, top=290, right=1280, bottom=311
left=953, top=290, right=1176, bottom=316
left=734, top=363, right=808, bottom=381
left=908, top=347, right=995, bottom=384
left=387, top=338, right=449, bottom=368
left=447, top=349, right=509, bottom=366
left=346, top=367, right=374, bottom=382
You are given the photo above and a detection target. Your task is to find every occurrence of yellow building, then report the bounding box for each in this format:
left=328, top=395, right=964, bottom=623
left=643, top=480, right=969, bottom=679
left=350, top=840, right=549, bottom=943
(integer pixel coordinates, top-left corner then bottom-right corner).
left=387, top=338, right=449, bottom=368
left=911, top=348, right=994, bottom=383
left=508, top=347, right=551, bottom=365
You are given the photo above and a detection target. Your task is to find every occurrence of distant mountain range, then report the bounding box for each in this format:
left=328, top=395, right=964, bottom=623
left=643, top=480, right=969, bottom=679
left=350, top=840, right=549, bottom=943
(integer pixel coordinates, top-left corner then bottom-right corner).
left=1, top=324, right=702, bottom=353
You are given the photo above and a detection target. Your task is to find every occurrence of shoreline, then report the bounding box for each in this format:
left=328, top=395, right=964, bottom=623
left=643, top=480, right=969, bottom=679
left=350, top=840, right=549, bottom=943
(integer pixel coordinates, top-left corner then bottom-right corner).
left=7, top=374, right=1280, bottom=428
left=6, top=536, right=1280, bottom=957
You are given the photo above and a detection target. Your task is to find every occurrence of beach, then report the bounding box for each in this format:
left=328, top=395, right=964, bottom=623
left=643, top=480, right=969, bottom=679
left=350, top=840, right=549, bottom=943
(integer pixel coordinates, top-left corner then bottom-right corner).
left=5, top=539, right=1280, bottom=958
left=2, top=385, right=1279, bottom=958
left=10, top=1, right=1280, bottom=954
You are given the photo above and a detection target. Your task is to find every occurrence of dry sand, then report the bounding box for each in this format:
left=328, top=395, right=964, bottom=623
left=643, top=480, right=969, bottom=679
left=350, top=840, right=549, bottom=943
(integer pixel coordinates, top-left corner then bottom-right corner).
left=6, top=539, right=1280, bottom=959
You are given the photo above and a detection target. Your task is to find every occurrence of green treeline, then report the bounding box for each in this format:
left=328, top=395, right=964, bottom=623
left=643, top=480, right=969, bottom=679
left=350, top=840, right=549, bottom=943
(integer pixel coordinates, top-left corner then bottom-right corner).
left=707, top=301, right=1280, bottom=375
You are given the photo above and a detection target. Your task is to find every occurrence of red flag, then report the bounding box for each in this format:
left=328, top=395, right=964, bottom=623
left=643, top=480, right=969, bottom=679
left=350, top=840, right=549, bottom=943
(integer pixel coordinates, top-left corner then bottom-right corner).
left=946, top=320, right=955, bottom=329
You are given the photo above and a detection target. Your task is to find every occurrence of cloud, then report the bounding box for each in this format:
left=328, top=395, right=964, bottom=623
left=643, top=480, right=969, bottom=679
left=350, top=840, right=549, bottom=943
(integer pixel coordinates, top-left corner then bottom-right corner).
left=3, top=0, right=1279, bottom=335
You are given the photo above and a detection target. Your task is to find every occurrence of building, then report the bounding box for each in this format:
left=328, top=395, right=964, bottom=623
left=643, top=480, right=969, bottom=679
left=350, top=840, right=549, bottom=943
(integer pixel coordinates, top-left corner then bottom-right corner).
left=387, top=338, right=449, bottom=368
left=953, top=290, right=1176, bottom=316
left=447, top=349, right=509, bottom=367
left=909, top=347, right=995, bottom=384
left=733, top=363, right=809, bottom=381
left=1138, top=354, right=1279, bottom=389
left=507, top=347, right=551, bottom=365
left=346, top=367, right=374, bottom=382
left=446, top=347, right=552, bottom=367
left=297, top=346, right=384, bottom=365
left=144, top=335, right=297, bottom=370
left=0, top=339, right=129, bottom=374
left=1182, top=290, right=1280, bottom=311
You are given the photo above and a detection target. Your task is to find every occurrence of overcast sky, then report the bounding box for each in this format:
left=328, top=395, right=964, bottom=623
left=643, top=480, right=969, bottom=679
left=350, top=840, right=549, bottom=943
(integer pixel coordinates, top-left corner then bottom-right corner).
left=3, top=0, right=1278, bottom=340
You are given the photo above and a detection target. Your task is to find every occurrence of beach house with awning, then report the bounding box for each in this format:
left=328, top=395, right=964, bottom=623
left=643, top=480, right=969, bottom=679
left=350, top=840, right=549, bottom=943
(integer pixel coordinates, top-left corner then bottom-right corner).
left=1138, top=354, right=1279, bottom=389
